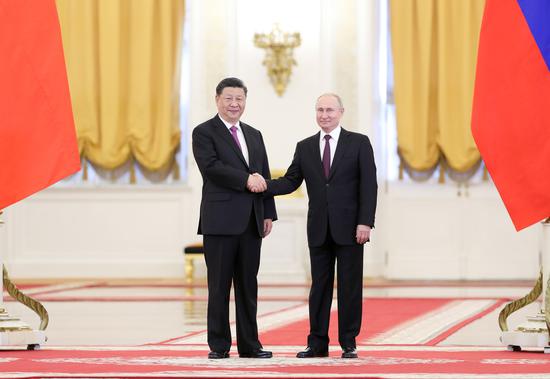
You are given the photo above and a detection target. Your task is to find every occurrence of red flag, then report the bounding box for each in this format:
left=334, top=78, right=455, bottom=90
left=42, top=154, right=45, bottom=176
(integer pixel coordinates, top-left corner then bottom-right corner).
left=0, top=0, right=80, bottom=210
left=471, top=0, right=550, bottom=231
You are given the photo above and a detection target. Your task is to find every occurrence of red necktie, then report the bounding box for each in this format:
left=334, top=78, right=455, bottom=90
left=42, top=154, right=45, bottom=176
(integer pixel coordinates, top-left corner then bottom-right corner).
left=322, top=135, right=331, bottom=178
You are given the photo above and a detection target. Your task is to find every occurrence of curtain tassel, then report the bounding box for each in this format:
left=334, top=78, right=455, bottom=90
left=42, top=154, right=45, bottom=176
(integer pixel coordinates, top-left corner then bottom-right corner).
left=82, top=158, right=88, bottom=181
left=173, top=159, right=180, bottom=181
left=438, top=163, right=445, bottom=184
left=129, top=156, right=136, bottom=184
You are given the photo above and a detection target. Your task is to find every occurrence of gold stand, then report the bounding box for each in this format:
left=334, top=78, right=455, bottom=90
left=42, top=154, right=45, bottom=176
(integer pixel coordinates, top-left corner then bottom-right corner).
left=499, top=219, right=550, bottom=353
left=0, top=211, right=47, bottom=349
left=183, top=243, right=205, bottom=286
left=185, top=254, right=202, bottom=285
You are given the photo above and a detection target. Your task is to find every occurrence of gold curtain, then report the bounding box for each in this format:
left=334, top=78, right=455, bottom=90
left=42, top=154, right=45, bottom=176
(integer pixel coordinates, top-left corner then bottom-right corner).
left=390, top=0, right=485, bottom=181
left=55, top=0, right=184, bottom=172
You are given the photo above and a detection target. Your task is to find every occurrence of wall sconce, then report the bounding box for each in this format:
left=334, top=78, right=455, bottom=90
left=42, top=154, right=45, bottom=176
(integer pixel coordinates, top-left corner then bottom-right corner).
left=254, top=25, right=301, bottom=96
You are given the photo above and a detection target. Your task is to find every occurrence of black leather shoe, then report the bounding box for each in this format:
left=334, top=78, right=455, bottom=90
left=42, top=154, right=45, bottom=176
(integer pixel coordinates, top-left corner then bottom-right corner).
left=296, top=346, right=329, bottom=358
left=341, top=347, right=358, bottom=359
left=239, top=349, right=273, bottom=358
left=208, top=350, right=229, bottom=359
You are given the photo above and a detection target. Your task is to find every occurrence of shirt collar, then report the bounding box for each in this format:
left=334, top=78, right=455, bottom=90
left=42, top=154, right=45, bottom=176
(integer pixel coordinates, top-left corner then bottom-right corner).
left=321, top=125, right=342, bottom=141
left=218, top=114, right=240, bottom=130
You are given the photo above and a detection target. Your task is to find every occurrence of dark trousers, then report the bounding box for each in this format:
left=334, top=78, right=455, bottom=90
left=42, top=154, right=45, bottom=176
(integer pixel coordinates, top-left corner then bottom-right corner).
left=203, top=215, right=262, bottom=353
left=307, top=230, right=364, bottom=350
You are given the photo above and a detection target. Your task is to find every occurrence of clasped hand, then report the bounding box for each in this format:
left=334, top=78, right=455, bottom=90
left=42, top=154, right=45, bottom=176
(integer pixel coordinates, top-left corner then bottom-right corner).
left=247, top=173, right=266, bottom=193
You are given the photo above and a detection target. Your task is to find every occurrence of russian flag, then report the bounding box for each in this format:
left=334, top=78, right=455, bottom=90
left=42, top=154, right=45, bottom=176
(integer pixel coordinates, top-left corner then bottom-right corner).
left=0, top=0, right=80, bottom=210
left=471, top=0, right=550, bottom=231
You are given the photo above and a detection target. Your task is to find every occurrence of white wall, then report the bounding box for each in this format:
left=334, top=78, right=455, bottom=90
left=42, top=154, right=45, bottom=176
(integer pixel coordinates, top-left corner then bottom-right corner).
left=1, top=0, right=541, bottom=281
left=379, top=183, right=540, bottom=280
left=2, top=187, right=191, bottom=278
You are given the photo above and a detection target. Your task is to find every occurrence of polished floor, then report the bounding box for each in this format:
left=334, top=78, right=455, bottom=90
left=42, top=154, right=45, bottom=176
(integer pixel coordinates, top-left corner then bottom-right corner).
left=1, top=278, right=541, bottom=349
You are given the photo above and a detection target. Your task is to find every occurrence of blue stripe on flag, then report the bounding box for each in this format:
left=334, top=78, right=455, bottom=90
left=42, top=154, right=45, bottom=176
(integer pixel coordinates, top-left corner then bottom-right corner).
left=517, top=0, right=550, bottom=72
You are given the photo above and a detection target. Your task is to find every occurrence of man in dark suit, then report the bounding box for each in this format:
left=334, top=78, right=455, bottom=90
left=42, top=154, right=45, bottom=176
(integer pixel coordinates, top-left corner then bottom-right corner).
left=250, top=93, right=377, bottom=359
left=192, top=77, right=277, bottom=359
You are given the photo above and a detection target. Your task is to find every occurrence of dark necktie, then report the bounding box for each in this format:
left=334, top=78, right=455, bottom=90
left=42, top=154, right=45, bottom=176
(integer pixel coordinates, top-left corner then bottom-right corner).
left=322, top=134, right=331, bottom=178
left=230, top=126, right=242, bottom=150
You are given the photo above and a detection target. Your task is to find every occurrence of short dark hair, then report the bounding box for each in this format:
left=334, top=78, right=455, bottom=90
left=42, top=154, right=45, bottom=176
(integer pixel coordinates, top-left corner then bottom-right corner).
left=216, top=77, right=248, bottom=96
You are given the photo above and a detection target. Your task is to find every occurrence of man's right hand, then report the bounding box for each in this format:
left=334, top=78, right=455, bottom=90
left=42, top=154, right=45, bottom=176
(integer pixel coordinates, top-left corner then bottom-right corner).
left=247, top=173, right=266, bottom=192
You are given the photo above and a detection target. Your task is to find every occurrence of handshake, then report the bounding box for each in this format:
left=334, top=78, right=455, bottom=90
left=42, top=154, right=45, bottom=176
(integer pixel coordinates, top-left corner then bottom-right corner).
left=247, top=173, right=267, bottom=193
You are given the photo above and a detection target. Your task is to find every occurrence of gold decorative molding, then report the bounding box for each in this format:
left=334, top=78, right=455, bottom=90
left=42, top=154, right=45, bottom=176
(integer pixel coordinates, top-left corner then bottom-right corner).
left=498, top=270, right=542, bottom=331
left=0, top=307, right=32, bottom=332
left=2, top=266, right=49, bottom=331
left=254, top=25, right=301, bottom=96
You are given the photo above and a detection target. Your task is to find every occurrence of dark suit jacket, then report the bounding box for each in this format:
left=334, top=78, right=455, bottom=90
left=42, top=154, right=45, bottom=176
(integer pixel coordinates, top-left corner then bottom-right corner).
left=267, top=128, right=377, bottom=247
left=192, top=115, right=277, bottom=237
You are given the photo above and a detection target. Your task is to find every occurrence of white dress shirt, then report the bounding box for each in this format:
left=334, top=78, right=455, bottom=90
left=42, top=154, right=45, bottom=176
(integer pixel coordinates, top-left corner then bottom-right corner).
left=219, top=116, right=249, bottom=166
left=319, top=125, right=342, bottom=165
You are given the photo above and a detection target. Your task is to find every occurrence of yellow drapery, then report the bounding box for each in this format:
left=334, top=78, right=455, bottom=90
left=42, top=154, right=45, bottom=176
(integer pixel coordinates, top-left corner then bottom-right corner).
left=55, top=0, right=184, bottom=172
left=390, top=0, right=484, bottom=180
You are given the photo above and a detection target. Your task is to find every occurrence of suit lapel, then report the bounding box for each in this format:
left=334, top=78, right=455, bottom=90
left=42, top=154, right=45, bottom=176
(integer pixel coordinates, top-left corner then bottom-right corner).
left=241, top=124, right=255, bottom=169
left=213, top=115, right=249, bottom=168
left=328, top=128, right=349, bottom=180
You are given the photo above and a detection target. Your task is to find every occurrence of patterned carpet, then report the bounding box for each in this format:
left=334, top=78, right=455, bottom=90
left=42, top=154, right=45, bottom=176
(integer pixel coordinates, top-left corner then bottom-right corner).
left=4, top=281, right=546, bottom=378
left=1, top=345, right=550, bottom=378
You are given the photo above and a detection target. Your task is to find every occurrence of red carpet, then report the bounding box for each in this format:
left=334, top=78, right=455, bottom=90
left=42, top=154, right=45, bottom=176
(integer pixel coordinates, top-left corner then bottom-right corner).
left=166, top=298, right=501, bottom=347
left=0, top=346, right=549, bottom=378
left=1, top=283, right=522, bottom=378
left=260, top=298, right=454, bottom=345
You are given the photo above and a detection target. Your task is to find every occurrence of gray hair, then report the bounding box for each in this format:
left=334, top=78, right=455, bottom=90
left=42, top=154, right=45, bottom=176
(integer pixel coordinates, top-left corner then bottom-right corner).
left=316, top=93, right=344, bottom=109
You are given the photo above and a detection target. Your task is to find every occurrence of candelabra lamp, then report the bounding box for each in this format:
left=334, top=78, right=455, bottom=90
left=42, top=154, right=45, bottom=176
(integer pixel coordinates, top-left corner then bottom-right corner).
left=254, top=25, right=301, bottom=96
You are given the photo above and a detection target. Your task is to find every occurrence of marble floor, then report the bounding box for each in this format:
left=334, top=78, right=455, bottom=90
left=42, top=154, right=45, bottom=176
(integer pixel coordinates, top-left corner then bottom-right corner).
left=0, top=279, right=542, bottom=348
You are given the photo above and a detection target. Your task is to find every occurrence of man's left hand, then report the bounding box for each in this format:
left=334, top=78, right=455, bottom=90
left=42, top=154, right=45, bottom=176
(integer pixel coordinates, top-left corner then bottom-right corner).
left=356, top=224, right=371, bottom=244
left=263, top=219, right=273, bottom=237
